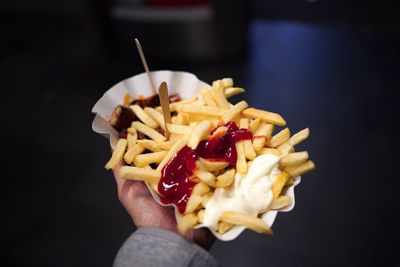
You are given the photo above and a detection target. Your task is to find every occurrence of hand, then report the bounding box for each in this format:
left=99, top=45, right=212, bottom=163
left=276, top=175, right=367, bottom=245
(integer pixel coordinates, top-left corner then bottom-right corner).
left=113, top=163, right=215, bottom=250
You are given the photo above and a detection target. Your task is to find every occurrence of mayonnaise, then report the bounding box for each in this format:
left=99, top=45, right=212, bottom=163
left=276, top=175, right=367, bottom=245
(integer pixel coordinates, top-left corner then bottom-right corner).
left=203, top=153, right=281, bottom=230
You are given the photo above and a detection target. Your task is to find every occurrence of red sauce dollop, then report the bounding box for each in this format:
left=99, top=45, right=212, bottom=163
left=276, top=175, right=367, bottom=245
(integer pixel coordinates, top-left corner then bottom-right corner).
left=158, top=121, right=252, bottom=213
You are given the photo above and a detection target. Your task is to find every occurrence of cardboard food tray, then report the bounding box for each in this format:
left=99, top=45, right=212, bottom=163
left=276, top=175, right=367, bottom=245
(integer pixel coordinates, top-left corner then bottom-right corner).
left=91, top=70, right=300, bottom=241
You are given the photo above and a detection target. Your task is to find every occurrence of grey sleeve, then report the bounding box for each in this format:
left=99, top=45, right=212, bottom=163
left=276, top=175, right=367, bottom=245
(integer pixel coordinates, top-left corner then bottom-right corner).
left=113, top=227, right=220, bottom=267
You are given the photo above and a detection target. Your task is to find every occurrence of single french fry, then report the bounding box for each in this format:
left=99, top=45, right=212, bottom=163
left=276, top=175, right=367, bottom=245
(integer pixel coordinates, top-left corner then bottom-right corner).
left=131, top=121, right=166, bottom=142
left=177, top=213, right=198, bottom=234
left=218, top=221, right=234, bottom=234
left=133, top=151, right=167, bottom=167
left=243, top=108, right=286, bottom=127
left=127, top=130, right=137, bottom=150
left=215, top=168, right=235, bottom=187
left=195, top=170, right=216, bottom=186
left=198, top=158, right=229, bottom=172
left=247, top=160, right=253, bottom=169
left=221, top=78, right=233, bottom=88
left=130, top=105, right=159, bottom=128
left=269, top=195, right=292, bottom=210
left=260, top=148, right=281, bottom=156
left=167, top=123, right=194, bottom=135
left=253, top=124, right=274, bottom=153
left=266, top=128, right=290, bottom=148
left=185, top=195, right=202, bottom=214
left=174, top=113, right=190, bottom=125
left=192, top=182, right=211, bottom=195
left=124, top=144, right=145, bottom=164
left=156, top=135, right=188, bottom=172
left=144, top=107, right=165, bottom=130
left=136, top=140, right=173, bottom=151
left=224, top=87, right=245, bottom=98
left=119, top=166, right=160, bottom=184
left=210, top=86, right=231, bottom=110
left=277, top=143, right=294, bottom=155
left=280, top=151, right=309, bottom=168
left=197, top=209, right=205, bottom=223
left=105, top=139, right=128, bottom=169
left=239, top=119, right=256, bottom=160
left=272, top=171, right=289, bottom=199
left=288, top=128, right=310, bottom=146
left=235, top=141, right=247, bottom=174
left=188, top=120, right=212, bottom=148
left=249, top=118, right=261, bottom=134
left=200, top=87, right=217, bottom=107
left=181, top=105, right=223, bottom=117
left=284, top=160, right=315, bottom=177
left=285, top=176, right=295, bottom=187
left=222, top=100, right=248, bottom=122
left=220, top=212, right=273, bottom=235
left=168, top=97, right=198, bottom=112
left=201, top=192, right=214, bottom=207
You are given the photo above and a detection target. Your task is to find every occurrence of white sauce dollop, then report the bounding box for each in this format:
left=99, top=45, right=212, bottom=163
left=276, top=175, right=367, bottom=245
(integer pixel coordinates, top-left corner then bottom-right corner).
left=203, top=153, right=281, bottom=230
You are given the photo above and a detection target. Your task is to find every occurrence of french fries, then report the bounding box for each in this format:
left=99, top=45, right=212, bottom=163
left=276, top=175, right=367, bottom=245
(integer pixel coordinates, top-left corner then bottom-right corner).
left=105, top=77, right=315, bottom=237
left=105, top=139, right=127, bottom=169
left=131, top=121, right=166, bottom=142
left=188, top=120, right=212, bottom=148
left=243, top=108, right=286, bottom=126
left=221, top=212, right=273, bottom=235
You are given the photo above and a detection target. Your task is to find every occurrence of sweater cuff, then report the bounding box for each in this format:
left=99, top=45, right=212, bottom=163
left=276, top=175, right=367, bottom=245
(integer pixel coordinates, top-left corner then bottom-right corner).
left=113, top=227, right=219, bottom=267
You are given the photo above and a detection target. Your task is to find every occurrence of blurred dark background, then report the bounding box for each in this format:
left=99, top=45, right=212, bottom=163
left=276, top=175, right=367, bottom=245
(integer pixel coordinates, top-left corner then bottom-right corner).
left=1, top=0, right=400, bottom=266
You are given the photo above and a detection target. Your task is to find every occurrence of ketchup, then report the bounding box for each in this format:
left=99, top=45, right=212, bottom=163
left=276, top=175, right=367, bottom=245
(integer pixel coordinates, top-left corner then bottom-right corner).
left=158, top=121, right=253, bottom=213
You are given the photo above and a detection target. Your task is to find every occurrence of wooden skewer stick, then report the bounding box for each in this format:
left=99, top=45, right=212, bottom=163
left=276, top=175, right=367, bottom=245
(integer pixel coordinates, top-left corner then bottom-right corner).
left=134, top=38, right=171, bottom=138
left=158, top=82, right=172, bottom=139
left=134, top=38, right=157, bottom=94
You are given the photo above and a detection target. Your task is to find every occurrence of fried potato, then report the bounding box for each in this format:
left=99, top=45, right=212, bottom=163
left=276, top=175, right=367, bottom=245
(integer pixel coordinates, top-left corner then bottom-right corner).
left=200, top=87, right=217, bottom=107
left=131, top=121, right=166, bottom=142
left=242, top=108, right=286, bottom=126
left=283, top=160, right=315, bottom=177
left=235, top=141, right=247, bottom=174
left=195, top=170, right=216, bottom=186
left=260, top=148, right=281, bottom=156
left=277, top=143, right=294, bottom=155
left=124, top=144, right=145, bottom=164
left=192, top=182, right=211, bottom=196
left=130, top=105, right=159, bottom=128
left=167, top=123, right=194, bottom=135
left=144, top=107, right=165, bottom=130
left=253, top=124, right=274, bottom=153
left=249, top=118, right=261, bottom=134
left=105, top=139, right=128, bottom=169
left=220, top=212, right=273, bottom=235
left=156, top=135, right=189, bottom=172
left=222, top=100, right=248, bottom=123
left=119, top=166, right=160, bottom=184
left=197, top=209, right=205, bottom=223
left=185, top=195, right=202, bottom=214
left=215, top=168, right=235, bottom=187
left=272, top=171, right=289, bottom=199
left=133, top=151, right=167, bottom=167
left=269, top=195, right=292, bottom=210
left=181, top=105, right=223, bottom=117
left=188, top=120, right=212, bottom=148
left=201, top=192, right=214, bottom=207
left=266, top=128, right=291, bottom=148
left=127, top=130, right=137, bottom=150
left=218, top=221, right=234, bottom=234
left=288, top=128, right=309, bottom=146
left=177, top=213, right=198, bottom=234
left=136, top=140, right=173, bottom=152
left=198, top=158, right=229, bottom=172
left=210, top=86, right=231, bottom=110
left=280, top=151, right=309, bottom=168
left=224, top=87, right=245, bottom=98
